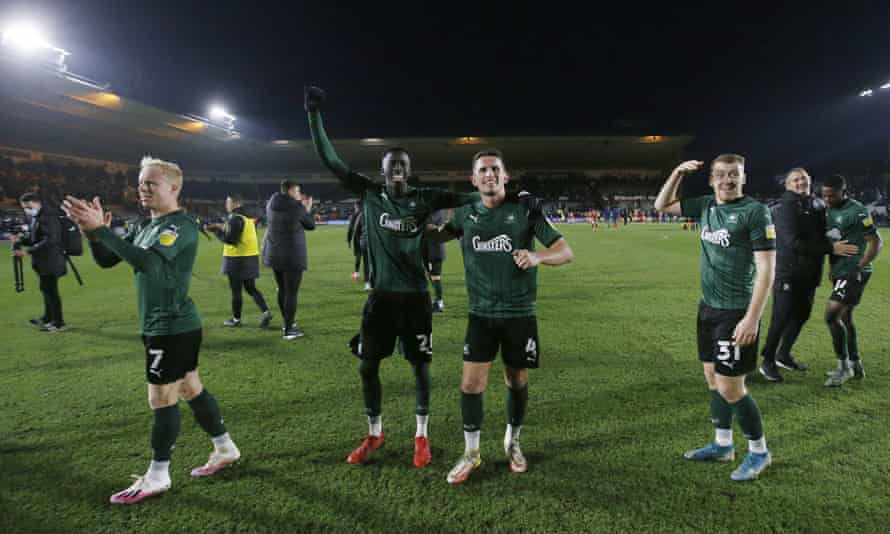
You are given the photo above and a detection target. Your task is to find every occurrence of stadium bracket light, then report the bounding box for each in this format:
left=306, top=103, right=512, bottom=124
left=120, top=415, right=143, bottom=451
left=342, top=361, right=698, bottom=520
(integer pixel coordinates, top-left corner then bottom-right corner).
left=880, top=82, right=890, bottom=90
left=859, top=89, right=874, bottom=97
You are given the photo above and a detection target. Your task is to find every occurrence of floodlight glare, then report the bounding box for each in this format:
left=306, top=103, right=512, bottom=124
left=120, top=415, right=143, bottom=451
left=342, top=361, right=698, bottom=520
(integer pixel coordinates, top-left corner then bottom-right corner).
left=209, top=105, right=235, bottom=122
left=1, top=24, right=47, bottom=51
left=880, top=82, right=890, bottom=90
left=859, top=89, right=874, bottom=97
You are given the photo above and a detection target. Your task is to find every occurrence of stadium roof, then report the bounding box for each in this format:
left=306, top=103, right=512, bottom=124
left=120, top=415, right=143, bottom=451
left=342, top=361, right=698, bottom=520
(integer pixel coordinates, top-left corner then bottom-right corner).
left=0, top=57, right=693, bottom=177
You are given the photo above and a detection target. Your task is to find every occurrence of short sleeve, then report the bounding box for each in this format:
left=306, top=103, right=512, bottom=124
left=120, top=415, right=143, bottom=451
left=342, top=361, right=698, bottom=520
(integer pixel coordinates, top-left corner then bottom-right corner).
left=531, top=211, right=562, bottom=247
left=680, top=196, right=707, bottom=218
left=859, top=209, right=878, bottom=236
left=748, top=203, right=776, bottom=251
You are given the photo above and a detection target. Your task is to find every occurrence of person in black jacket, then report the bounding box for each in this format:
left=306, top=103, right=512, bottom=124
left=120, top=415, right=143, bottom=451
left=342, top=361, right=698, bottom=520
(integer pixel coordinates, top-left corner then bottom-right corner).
left=261, top=180, right=315, bottom=339
left=759, top=168, right=858, bottom=382
left=346, top=201, right=370, bottom=289
left=13, top=192, right=67, bottom=332
left=206, top=194, right=272, bottom=328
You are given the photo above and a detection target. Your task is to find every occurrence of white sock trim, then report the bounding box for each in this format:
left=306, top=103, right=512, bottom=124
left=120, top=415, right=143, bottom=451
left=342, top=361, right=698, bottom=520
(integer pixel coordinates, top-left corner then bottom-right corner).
left=212, top=432, right=234, bottom=450
left=415, top=415, right=429, bottom=438
left=715, top=428, right=733, bottom=447
left=749, top=437, right=767, bottom=454
left=369, top=416, right=382, bottom=437
left=464, top=430, right=480, bottom=453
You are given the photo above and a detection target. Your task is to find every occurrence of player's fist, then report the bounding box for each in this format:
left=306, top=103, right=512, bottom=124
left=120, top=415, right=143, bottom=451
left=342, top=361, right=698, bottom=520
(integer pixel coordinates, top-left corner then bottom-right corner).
left=304, top=86, right=326, bottom=112
left=671, top=160, right=704, bottom=177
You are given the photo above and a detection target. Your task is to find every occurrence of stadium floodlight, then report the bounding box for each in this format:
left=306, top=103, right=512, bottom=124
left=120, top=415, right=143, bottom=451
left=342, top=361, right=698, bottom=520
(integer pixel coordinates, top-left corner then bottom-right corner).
left=209, top=105, right=235, bottom=122
left=1, top=23, right=70, bottom=70
left=859, top=89, right=874, bottom=97
left=880, top=82, right=890, bottom=90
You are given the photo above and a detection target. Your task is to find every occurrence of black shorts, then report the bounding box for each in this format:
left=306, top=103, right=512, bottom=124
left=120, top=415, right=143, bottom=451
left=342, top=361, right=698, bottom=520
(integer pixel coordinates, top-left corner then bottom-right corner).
left=464, top=314, right=540, bottom=369
left=426, top=260, right=443, bottom=277
left=142, top=329, right=202, bottom=385
left=829, top=272, right=871, bottom=306
left=358, top=291, right=433, bottom=362
left=696, top=302, right=757, bottom=377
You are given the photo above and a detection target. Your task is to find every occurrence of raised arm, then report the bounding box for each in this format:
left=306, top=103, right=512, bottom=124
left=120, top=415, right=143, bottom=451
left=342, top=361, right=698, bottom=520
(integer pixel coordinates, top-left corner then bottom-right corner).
left=655, top=160, right=703, bottom=215
left=305, top=86, right=374, bottom=195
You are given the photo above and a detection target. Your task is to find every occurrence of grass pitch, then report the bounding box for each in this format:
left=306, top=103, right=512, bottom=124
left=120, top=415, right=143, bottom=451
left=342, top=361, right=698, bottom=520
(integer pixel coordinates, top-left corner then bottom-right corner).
left=2, top=223, right=889, bottom=533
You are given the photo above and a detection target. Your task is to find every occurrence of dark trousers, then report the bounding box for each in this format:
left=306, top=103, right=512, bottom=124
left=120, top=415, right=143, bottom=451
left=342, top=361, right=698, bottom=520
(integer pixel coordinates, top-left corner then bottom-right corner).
left=761, top=279, right=816, bottom=363
left=273, top=270, right=303, bottom=328
left=39, top=274, right=64, bottom=326
left=227, top=275, right=269, bottom=319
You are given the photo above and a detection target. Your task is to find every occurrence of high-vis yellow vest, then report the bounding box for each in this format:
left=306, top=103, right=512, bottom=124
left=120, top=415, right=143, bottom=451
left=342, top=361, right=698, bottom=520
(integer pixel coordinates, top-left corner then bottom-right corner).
left=223, top=213, right=259, bottom=257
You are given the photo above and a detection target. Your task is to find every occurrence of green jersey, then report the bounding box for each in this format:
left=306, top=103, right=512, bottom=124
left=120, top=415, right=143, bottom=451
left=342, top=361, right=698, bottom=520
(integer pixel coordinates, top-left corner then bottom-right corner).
left=446, top=199, right=562, bottom=318
left=307, top=109, right=476, bottom=293
left=90, top=211, right=202, bottom=336
left=361, top=185, right=476, bottom=292
left=826, top=199, right=878, bottom=277
left=681, top=195, right=776, bottom=310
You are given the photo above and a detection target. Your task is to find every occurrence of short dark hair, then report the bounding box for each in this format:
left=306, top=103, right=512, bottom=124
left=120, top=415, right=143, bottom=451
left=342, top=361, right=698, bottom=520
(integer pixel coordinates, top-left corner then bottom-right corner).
left=19, top=192, right=40, bottom=204
left=711, top=153, right=745, bottom=169
left=280, top=179, right=300, bottom=194
left=823, top=174, right=846, bottom=190
left=472, top=148, right=505, bottom=166
left=227, top=193, right=243, bottom=204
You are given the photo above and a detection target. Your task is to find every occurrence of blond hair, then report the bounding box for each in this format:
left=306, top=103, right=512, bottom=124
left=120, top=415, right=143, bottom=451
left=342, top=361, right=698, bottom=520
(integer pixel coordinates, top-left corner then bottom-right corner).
left=140, top=156, right=183, bottom=190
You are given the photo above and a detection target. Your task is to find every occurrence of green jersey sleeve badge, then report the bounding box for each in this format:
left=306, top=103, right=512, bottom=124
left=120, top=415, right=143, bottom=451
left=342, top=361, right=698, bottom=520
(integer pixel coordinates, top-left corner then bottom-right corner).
left=158, top=226, right=179, bottom=247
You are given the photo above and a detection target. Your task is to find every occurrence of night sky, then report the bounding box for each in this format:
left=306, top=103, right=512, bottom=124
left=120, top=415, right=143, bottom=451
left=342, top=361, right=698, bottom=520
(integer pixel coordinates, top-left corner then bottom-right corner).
left=5, top=1, right=890, bottom=182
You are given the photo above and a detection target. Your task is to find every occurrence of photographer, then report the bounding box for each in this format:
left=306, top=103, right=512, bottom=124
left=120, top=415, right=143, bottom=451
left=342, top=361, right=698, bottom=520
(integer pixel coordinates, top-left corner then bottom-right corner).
left=13, top=192, right=66, bottom=332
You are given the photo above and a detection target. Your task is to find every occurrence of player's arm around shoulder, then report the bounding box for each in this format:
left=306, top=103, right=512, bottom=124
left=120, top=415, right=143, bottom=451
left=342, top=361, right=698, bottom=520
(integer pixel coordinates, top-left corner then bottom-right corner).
left=426, top=207, right=464, bottom=244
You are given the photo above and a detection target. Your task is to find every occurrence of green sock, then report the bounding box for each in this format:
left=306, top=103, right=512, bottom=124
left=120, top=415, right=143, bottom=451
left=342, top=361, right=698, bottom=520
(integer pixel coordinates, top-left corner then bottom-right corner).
left=731, top=394, right=764, bottom=441
left=507, top=385, right=528, bottom=426
left=710, top=390, right=733, bottom=429
left=461, top=392, right=483, bottom=432
left=187, top=389, right=227, bottom=438
left=412, top=361, right=431, bottom=416
left=151, top=405, right=181, bottom=461
left=359, top=359, right=382, bottom=417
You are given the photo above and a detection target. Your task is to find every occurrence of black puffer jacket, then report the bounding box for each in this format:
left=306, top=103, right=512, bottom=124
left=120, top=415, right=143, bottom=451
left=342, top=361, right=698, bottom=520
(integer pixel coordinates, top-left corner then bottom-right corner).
left=770, top=190, right=831, bottom=286
left=261, top=193, right=316, bottom=271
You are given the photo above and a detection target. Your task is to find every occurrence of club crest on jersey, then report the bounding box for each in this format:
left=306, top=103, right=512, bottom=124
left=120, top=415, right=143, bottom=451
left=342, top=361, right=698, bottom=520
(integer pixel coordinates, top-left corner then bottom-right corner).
left=378, top=213, right=418, bottom=233
left=826, top=228, right=842, bottom=241
left=158, top=226, right=179, bottom=247
left=506, top=214, right=516, bottom=223
left=700, top=226, right=731, bottom=247
left=727, top=214, right=738, bottom=223
left=472, top=234, right=513, bottom=253
left=468, top=214, right=479, bottom=223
